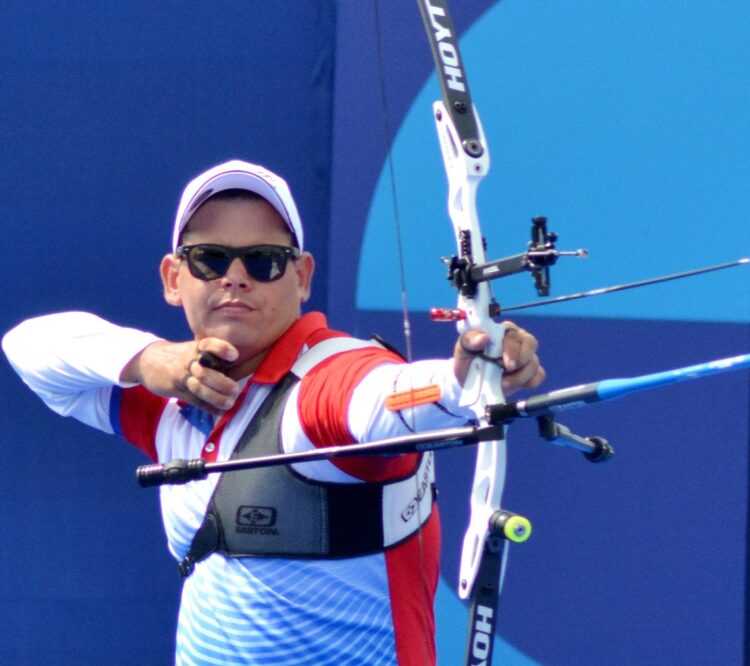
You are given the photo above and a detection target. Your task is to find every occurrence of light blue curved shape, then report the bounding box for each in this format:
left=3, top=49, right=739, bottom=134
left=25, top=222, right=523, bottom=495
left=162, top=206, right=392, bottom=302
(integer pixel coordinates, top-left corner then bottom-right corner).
left=357, top=2, right=750, bottom=322
left=435, top=577, right=539, bottom=665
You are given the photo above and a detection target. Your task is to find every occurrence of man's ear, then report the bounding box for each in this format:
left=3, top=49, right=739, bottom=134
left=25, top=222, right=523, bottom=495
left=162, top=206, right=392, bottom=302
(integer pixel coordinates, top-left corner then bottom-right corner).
left=160, top=254, right=183, bottom=307
left=295, top=252, right=315, bottom=303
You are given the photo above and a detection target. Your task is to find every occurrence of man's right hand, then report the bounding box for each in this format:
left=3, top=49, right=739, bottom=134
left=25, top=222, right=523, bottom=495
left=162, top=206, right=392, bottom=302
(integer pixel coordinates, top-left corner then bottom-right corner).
left=120, top=339, right=241, bottom=415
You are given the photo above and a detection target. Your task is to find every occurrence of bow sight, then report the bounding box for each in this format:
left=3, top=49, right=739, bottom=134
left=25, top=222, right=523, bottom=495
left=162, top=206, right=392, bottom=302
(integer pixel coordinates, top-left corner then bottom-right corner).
left=432, top=216, right=587, bottom=321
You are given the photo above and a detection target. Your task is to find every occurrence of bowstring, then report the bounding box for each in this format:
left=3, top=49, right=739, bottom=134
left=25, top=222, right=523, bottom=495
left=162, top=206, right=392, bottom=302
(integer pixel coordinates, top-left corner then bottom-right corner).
left=373, top=0, right=432, bottom=656
left=373, top=2, right=414, bottom=365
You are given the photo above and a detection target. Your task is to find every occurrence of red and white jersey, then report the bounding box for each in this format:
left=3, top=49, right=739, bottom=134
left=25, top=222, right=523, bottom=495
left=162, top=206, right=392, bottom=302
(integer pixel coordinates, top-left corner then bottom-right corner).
left=3, top=311, right=473, bottom=665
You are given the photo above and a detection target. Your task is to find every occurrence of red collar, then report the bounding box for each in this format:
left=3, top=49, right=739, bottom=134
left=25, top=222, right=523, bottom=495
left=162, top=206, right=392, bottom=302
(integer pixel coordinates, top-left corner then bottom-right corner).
left=251, top=311, right=346, bottom=384
left=198, top=311, right=348, bottom=461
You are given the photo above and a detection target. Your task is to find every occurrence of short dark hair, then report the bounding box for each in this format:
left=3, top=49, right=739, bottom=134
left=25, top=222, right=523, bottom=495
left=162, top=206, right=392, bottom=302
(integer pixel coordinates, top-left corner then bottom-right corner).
left=205, top=189, right=263, bottom=204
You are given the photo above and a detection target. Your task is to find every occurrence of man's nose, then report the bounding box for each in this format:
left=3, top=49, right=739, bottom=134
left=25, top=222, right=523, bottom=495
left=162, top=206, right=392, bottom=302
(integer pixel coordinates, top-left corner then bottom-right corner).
left=220, top=257, right=253, bottom=288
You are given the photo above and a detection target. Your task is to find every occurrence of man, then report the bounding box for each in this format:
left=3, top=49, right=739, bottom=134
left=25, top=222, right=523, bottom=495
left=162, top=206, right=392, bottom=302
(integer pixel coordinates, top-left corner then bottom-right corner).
left=3, top=160, right=544, bottom=665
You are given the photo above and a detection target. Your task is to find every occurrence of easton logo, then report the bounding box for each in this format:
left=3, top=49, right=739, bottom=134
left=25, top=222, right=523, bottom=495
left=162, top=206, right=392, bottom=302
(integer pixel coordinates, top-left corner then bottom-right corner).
left=422, top=0, right=466, bottom=92
left=400, top=455, right=433, bottom=522
left=236, top=506, right=279, bottom=535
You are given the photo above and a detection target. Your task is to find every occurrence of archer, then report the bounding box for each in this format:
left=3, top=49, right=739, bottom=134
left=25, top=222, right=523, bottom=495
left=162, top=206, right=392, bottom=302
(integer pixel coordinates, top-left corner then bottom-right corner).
left=3, top=159, right=543, bottom=665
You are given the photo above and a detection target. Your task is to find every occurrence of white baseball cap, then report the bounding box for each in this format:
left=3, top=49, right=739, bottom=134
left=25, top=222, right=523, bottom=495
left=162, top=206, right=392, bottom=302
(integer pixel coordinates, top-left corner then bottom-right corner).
left=172, top=159, right=304, bottom=252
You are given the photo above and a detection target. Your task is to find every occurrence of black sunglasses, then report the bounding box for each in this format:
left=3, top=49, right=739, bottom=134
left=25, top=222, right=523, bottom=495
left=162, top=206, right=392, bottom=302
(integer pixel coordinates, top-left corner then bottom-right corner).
left=176, top=244, right=300, bottom=282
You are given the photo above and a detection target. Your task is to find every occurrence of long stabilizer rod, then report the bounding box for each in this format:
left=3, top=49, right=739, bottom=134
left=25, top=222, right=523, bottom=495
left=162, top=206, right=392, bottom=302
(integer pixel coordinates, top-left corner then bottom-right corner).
left=488, top=352, right=750, bottom=422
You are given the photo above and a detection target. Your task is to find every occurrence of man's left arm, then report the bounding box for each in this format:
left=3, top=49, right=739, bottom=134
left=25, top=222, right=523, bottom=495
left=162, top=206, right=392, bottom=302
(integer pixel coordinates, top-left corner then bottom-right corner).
left=346, top=321, right=543, bottom=442
left=295, top=322, right=544, bottom=481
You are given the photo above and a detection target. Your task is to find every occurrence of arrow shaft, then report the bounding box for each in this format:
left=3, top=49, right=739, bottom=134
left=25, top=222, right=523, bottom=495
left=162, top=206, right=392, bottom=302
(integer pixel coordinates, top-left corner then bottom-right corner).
left=502, top=258, right=750, bottom=313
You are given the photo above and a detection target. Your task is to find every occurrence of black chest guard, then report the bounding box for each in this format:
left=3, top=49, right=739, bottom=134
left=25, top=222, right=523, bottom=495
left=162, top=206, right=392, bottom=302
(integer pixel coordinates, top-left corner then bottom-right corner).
left=179, top=340, right=435, bottom=577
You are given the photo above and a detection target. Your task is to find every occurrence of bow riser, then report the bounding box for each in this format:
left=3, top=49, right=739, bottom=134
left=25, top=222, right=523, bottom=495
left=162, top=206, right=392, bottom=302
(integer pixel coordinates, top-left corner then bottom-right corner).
left=432, top=98, right=508, bottom=600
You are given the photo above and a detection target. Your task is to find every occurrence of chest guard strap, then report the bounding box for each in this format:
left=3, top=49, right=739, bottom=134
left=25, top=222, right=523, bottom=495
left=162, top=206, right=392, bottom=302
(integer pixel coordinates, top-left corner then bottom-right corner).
left=179, top=338, right=436, bottom=577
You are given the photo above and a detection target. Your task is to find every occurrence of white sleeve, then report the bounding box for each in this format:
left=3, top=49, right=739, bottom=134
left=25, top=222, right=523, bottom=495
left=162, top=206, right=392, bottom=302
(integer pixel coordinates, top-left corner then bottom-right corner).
left=2, top=311, right=162, bottom=432
left=347, top=358, right=475, bottom=443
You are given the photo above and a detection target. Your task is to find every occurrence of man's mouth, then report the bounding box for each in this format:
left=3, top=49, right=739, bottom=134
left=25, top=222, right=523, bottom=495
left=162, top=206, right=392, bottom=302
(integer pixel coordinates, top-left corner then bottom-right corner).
left=216, top=300, right=255, bottom=310
left=215, top=300, right=255, bottom=312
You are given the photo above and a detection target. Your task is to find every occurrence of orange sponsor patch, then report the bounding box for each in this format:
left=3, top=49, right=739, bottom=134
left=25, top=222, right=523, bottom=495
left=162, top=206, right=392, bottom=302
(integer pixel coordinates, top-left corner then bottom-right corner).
left=384, top=384, right=442, bottom=411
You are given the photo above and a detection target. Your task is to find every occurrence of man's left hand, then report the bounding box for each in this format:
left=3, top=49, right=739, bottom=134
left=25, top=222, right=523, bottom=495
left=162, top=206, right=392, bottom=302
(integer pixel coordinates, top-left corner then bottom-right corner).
left=454, top=321, right=545, bottom=396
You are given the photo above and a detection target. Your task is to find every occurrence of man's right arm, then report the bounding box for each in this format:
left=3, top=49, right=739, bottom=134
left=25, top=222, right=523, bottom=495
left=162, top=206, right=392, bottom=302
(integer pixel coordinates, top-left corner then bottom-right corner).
left=2, top=311, right=161, bottom=431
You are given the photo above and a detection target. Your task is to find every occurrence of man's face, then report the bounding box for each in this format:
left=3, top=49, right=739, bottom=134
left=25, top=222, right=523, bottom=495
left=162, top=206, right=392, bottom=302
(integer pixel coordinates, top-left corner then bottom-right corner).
left=160, top=196, right=314, bottom=372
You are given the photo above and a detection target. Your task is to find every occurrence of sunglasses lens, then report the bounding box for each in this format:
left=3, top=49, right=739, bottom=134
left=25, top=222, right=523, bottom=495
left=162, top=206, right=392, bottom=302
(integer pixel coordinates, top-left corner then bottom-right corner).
left=188, top=246, right=231, bottom=280
left=243, top=250, right=288, bottom=282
